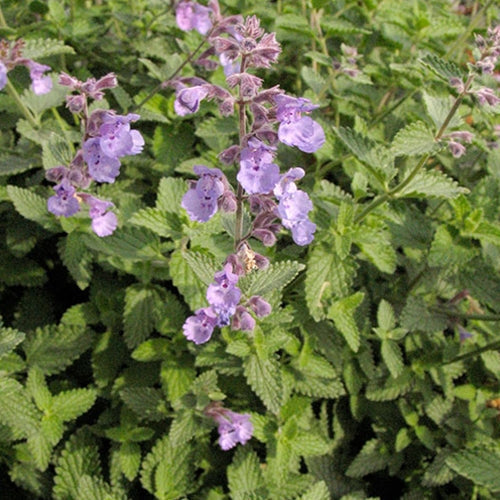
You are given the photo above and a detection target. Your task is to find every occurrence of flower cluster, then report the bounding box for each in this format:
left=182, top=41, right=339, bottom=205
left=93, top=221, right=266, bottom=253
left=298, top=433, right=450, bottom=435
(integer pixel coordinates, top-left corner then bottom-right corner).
left=0, top=39, right=52, bottom=94
left=183, top=258, right=272, bottom=344
left=204, top=402, right=253, bottom=450
left=332, top=43, right=362, bottom=78
left=46, top=73, right=144, bottom=236
left=444, top=130, right=474, bottom=158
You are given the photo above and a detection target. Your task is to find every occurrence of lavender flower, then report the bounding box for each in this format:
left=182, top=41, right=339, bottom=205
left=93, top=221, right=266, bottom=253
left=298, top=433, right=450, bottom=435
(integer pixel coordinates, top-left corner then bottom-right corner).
left=274, top=168, right=316, bottom=245
left=174, top=85, right=209, bottom=116
left=231, top=305, right=256, bottom=332
left=82, top=138, right=121, bottom=183
left=274, top=95, right=325, bottom=153
left=99, top=113, right=144, bottom=158
left=176, top=1, right=213, bottom=35
left=237, top=138, right=280, bottom=194
left=0, top=62, right=7, bottom=90
left=474, top=87, right=500, bottom=106
left=448, top=141, right=466, bottom=158
left=27, top=61, right=52, bottom=95
left=206, top=263, right=241, bottom=326
left=81, top=195, right=118, bottom=237
left=47, top=180, right=80, bottom=217
left=182, top=165, right=227, bottom=222
left=183, top=307, right=218, bottom=344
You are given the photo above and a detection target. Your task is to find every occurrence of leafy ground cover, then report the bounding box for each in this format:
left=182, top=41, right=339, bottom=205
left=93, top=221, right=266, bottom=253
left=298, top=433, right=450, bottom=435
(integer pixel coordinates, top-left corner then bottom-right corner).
left=1, top=0, right=500, bottom=498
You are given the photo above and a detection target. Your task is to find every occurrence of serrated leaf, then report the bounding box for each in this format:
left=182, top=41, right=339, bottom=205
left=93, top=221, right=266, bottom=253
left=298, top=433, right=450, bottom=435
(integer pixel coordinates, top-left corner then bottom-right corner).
left=228, top=448, right=264, bottom=499
left=42, top=132, right=74, bottom=169
left=353, top=225, right=397, bottom=273
left=422, top=447, right=455, bottom=487
left=169, top=411, right=199, bottom=447
left=182, top=249, right=220, bottom=287
left=82, top=226, right=163, bottom=261
left=27, top=367, right=51, bottom=411
left=0, top=326, right=25, bottom=357
left=120, top=442, right=141, bottom=481
left=0, top=377, right=40, bottom=437
left=23, top=324, right=94, bottom=375
left=0, top=154, right=37, bottom=176
left=22, top=38, right=75, bottom=59
left=392, top=121, right=440, bottom=156
left=130, top=207, right=182, bottom=239
left=239, top=260, right=304, bottom=297
left=377, top=300, right=396, bottom=332
left=400, top=296, right=448, bottom=333
left=123, top=284, right=162, bottom=349
left=53, top=430, right=103, bottom=500
left=420, top=53, right=464, bottom=82
left=58, top=232, right=92, bottom=290
left=365, top=370, right=413, bottom=401
left=195, top=116, right=238, bottom=150
left=398, top=169, right=468, bottom=199
left=7, top=185, right=58, bottom=231
left=446, top=446, right=500, bottom=492
left=156, top=177, right=187, bottom=213
left=153, top=123, right=194, bottom=171
left=291, top=433, right=330, bottom=457
left=381, top=340, right=404, bottom=378
left=50, top=388, right=97, bottom=422
left=244, top=354, right=283, bottom=414
left=300, top=481, right=330, bottom=500
left=120, top=387, right=168, bottom=422
left=161, top=359, right=196, bottom=403
left=305, top=244, right=357, bottom=321
left=346, top=439, right=388, bottom=478
left=327, top=292, right=364, bottom=352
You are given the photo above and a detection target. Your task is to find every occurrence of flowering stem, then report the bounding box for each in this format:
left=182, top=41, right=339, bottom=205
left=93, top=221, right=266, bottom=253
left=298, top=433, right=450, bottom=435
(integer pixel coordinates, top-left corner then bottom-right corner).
left=354, top=74, right=475, bottom=224
left=5, top=79, right=39, bottom=128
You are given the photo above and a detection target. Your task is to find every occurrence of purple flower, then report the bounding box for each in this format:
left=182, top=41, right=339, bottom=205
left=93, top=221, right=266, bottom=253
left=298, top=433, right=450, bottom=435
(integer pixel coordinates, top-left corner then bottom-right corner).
left=206, top=264, right=241, bottom=326
left=174, top=85, right=209, bottom=116
left=47, top=180, right=80, bottom=217
left=99, top=113, right=144, bottom=158
left=248, top=296, right=272, bottom=317
left=278, top=116, right=326, bottom=153
left=82, top=138, right=121, bottom=183
left=176, top=1, right=213, bottom=35
left=237, top=138, right=280, bottom=194
left=274, top=95, right=325, bottom=153
left=183, top=307, right=218, bottom=344
left=215, top=410, right=253, bottom=450
left=81, top=195, right=118, bottom=237
left=0, top=62, right=7, bottom=91
left=273, top=168, right=316, bottom=246
left=448, top=140, right=466, bottom=158
left=181, top=166, right=225, bottom=222
left=458, top=324, right=473, bottom=342
left=231, top=306, right=256, bottom=332
left=474, top=87, right=500, bottom=106
left=27, top=61, right=52, bottom=95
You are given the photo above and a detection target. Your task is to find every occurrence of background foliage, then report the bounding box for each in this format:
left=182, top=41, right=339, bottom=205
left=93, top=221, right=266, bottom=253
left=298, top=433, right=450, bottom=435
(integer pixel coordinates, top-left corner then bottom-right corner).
left=1, top=0, right=500, bottom=498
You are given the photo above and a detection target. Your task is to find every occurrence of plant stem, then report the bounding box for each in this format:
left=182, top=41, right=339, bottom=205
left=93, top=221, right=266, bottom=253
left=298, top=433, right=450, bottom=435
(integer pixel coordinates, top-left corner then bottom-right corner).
left=354, top=73, right=475, bottom=224
left=441, top=340, right=500, bottom=366
left=0, top=7, right=8, bottom=28
left=234, top=56, right=248, bottom=250
left=5, top=79, right=39, bottom=128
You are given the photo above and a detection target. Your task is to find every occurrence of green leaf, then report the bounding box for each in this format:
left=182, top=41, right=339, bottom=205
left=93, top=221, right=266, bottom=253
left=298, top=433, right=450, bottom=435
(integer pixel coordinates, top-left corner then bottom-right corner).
left=42, top=132, right=74, bottom=169
left=53, top=430, right=103, bottom=500
left=0, top=377, right=40, bottom=438
left=22, top=38, right=75, bottom=59
left=299, top=481, right=330, bottom=500
left=0, top=326, right=25, bottom=357
left=23, top=324, right=94, bottom=375
left=195, top=116, right=238, bottom=150
left=239, top=260, right=305, bottom=297
left=7, top=185, right=58, bottom=231
left=83, top=226, right=163, bottom=261
left=244, top=354, right=283, bottom=414
left=400, top=296, right=448, bottom=333
left=305, top=244, right=357, bottom=321
left=327, top=292, right=365, bottom=352
left=26, top=367, right=51, bottom=411
left=353, top=225, right=397, bottom=273
left=50, top=388, right=97, bottom=422
left=446, top=446, right=500, bottom=492
left=58, top=232, right=92, bottom=290
left=381, top=340, right=404, bottom=378
left=420, top=53, right=465, bottom=82
left=170, top=249, right=210, bottom=310
left=228, top=448, right=265, bottom=500
left=140, top=434, right=193, bottom=499
left=365, top=370, right=413, bottom=401
left=346, top=439, right=389, bottom=478
left=291, top=433, right=331, bottom=457
left=119, top=442, right=141, bottom=481
left=123, top=284, right=163, bottom=349
left=160, top=359, right=196, bottom=403
left=392, top=121, right=440, bottom=156
left=398, top=169, right=468, bottom=199
left=156, top=177, right=187, bottom=213
left=120, top=387, right=168, bottom=422
left=181, top=249, right=220, bottom=287
left=422, top=447, right=455, bottom=487
left=153, top=123, right=194, bottom=172
left=130, top=207, right=182, bottom=239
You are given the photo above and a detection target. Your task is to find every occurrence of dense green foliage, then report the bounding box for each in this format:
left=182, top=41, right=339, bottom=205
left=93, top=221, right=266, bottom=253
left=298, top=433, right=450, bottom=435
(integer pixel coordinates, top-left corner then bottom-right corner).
left=1, top=0, right=500, bottom=498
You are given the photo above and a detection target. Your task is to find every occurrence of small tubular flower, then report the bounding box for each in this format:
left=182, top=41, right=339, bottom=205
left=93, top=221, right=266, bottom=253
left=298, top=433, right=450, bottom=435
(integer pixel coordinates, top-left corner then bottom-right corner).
left=47, top=180, right=80, bottom=217
left=183, top=307, right=218, bottom=344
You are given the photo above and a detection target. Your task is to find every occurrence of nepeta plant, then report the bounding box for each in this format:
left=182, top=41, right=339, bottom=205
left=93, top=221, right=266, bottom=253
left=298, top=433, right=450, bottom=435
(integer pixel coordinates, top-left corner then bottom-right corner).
left=174, top=0, right=325, bottom=449
left=45, top=73, right=144, bottom=236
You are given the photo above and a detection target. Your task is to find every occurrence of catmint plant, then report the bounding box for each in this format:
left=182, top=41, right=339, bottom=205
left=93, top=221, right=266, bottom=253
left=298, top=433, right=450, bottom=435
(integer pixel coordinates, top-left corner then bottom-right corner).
left=0, top=39, right=52, bottom=94
left=45, top=73, right=144, bottom=236
left=174, top=0, right=325, bottom=450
